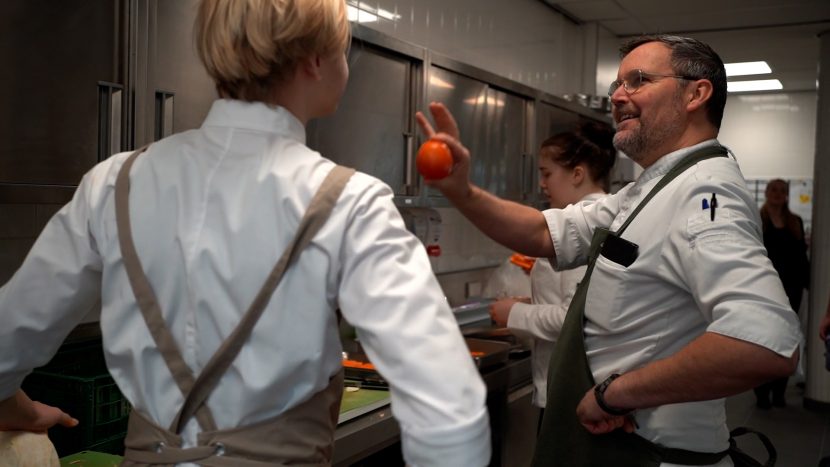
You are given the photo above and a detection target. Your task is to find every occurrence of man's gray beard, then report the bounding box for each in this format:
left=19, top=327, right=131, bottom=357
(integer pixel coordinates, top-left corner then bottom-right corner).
left=612, top=99, right=684, bottom=165
left=613, top=131, right=647, bottom=164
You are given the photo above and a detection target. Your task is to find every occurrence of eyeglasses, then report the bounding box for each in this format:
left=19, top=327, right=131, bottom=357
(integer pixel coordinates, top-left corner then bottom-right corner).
left=608, top=69, right=699, bottom=97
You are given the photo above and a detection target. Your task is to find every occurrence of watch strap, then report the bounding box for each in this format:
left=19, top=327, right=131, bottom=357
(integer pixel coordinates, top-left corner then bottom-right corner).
left=594, top=373, right=633, bottom=416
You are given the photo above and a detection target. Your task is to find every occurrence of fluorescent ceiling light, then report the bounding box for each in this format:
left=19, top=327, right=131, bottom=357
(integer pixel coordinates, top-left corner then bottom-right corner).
left=347, top=5, right=377, bottom=23
left=727, top=79, right=783, bottom=93
left=347, top=2, right=400, bottom=23
left=724, top=61, right=772, bottom=77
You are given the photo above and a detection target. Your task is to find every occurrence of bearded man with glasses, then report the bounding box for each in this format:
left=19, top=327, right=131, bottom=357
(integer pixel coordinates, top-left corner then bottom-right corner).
left=416, top=34, right=801, bottom=466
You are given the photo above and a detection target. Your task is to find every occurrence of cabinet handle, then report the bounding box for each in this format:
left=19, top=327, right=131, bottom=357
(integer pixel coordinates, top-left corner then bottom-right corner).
left=404, top=132, right=414, bottom=194
left=155, top=91, right=175, bottom=141
left=97, top=82, right=124, bottom=161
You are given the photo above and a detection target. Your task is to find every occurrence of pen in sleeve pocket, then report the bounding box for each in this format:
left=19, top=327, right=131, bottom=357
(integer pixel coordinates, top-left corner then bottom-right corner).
left=710, top=193, right=717, bottom=221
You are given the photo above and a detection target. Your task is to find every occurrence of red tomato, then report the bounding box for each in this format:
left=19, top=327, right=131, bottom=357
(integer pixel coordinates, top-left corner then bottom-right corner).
left=416, top=140, right=453, bottom=180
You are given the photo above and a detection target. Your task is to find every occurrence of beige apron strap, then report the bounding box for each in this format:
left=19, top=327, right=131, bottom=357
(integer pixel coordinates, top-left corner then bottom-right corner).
left=115, top=145, right=218, bottom=432
left=170, top=165, right=356, bottom=434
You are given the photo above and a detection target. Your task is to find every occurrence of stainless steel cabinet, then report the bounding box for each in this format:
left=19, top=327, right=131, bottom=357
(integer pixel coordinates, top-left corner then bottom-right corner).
left=0, top=0, right=125, bottom=186
left=504, top=384, right=539, bottom=467
left=135, top=0, right=217, bottom=145
left=308, top=42, right=420, bottom=195
left=426, top=66, right=487, bottom=194
left=427, top=66, right=529, bottom=201
left=484, top=87, right=527, bottom=200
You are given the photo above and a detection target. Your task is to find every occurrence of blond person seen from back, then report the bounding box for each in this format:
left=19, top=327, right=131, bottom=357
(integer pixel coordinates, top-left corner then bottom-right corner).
left=0, top=1, right=490, bottom=466
left=489, top=123, right=615, bottom=411
left=417, top=34, right=800, bottom=466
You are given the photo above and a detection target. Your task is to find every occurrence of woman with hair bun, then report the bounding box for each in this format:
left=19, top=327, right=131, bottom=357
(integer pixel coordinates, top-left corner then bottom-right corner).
left=489, top=122, right=616, bottom=418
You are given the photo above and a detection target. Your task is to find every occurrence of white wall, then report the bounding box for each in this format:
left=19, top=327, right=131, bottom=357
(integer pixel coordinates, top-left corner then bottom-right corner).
left=719, top=91, right=817, bottom=178
left=354, top=0, right=589, bottom=96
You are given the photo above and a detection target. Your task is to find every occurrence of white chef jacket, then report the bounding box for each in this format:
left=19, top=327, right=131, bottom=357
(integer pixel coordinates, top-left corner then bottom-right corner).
left=507, top=193, right=603, bottom=408
left=0, top=99, right=491, bottom=467
left=543, top=140, right=802, bottom=467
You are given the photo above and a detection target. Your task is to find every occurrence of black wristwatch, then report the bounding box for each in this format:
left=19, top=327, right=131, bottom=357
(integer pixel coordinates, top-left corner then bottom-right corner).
left=594, top=373, right=633, bottom=416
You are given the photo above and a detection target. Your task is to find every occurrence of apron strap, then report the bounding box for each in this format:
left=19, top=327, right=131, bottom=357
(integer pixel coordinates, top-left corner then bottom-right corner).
left=616, top=144, right=727, bottom=235
left=169, top=164, right=355, bottom=434
left=115, top=146, right=355, bottom=434
left=115, top=145, right=218, bottom=432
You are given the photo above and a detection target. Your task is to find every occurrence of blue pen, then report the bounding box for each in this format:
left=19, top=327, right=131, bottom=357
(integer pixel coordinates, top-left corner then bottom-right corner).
left=710, top=193, right=717, bottom=221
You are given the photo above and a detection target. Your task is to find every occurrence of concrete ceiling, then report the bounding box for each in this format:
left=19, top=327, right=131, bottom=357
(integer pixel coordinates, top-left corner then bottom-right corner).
left=543, top=0, right=830, bottom=92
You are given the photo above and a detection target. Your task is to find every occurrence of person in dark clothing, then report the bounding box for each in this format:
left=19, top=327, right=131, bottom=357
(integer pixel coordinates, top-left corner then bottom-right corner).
left=754, top=178, right=809, bottom=408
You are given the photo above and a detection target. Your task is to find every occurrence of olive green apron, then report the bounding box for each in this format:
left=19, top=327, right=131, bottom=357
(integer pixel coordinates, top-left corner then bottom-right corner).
left=532, top=145, right=729, bottom=467
left=114, top=146, right=355, bottom=466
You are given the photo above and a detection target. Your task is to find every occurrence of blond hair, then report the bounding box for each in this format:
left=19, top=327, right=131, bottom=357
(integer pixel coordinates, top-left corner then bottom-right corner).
left=196, top=0, right=350, bottom=102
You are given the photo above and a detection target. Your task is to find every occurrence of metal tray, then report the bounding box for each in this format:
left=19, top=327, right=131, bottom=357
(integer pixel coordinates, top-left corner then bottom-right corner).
left=464, top=337, right=510, bottom=369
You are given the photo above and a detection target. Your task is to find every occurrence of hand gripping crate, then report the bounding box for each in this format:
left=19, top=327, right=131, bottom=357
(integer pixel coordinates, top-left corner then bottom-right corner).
left=21, top=337, right=131, bottom=457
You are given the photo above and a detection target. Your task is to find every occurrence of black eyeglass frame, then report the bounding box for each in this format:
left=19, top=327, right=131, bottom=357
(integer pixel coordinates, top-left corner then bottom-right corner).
left=608, top=69, right=700, bottom=97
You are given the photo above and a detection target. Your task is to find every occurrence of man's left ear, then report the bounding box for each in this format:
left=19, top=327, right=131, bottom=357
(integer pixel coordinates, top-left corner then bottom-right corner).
left=687, top=79, right=713, bottom=112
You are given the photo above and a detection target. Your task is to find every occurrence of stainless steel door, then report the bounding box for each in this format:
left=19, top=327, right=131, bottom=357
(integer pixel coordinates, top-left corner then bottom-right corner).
left=135, top=0, right=217, bottom=146
left=426, top=66, right=487, bottom=196
left=483, top=88, right=526, bottom=199
left=307, top=42, right=415, bottom=195
left=0, top=0, right=125, bottom=186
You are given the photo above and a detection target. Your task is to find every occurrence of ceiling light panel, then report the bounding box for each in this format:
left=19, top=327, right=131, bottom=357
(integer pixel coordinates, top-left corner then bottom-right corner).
left=725, top=61, right=772, bottom=77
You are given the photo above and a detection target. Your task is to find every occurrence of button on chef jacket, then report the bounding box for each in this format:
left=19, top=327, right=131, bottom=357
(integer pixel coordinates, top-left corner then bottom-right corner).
left=543, top=140, right=802, bottom=467
left=0, top=99, right=491, bottom=467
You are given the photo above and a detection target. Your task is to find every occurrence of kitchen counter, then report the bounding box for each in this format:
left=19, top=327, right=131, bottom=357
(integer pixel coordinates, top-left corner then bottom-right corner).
left=332, top=353, right=532, bottom=466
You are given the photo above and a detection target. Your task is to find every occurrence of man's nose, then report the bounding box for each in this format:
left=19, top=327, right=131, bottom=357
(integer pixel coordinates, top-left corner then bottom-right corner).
left=609, top=85, right=628, bottom=105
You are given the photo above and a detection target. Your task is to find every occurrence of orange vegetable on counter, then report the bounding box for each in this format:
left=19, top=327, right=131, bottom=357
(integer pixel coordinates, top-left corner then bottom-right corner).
left=344, top=352, right=486, bottom=370
left=342, top=359, right=376, bottom=370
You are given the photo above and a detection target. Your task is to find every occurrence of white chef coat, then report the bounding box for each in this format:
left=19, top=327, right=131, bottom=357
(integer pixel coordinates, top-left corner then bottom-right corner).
left=0, top=99, right=491, bottom=467
left=507, top=193, right=604, bottom=408
left=543, top=140, right=802, bottom=467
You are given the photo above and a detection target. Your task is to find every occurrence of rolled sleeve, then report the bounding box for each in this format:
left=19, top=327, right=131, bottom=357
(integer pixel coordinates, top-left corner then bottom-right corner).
left=674, top=172, right=802, bottom=357
left=707, top=303, right=801, bottom=357
left=543, top=194, right=622, bottom=271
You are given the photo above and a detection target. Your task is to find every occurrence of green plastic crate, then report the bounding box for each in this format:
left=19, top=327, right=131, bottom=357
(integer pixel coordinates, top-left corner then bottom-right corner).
left=22, top=338, right=130, bottom=457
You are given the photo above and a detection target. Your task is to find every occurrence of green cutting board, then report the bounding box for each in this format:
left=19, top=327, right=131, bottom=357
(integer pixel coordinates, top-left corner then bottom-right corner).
left=340, top=388, right=390, bottom=414
left=60, top=450, right=123, bottom=466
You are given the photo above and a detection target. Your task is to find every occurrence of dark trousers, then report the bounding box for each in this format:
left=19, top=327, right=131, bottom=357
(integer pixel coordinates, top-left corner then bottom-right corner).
left=754, top=376, right=788, bottom=406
